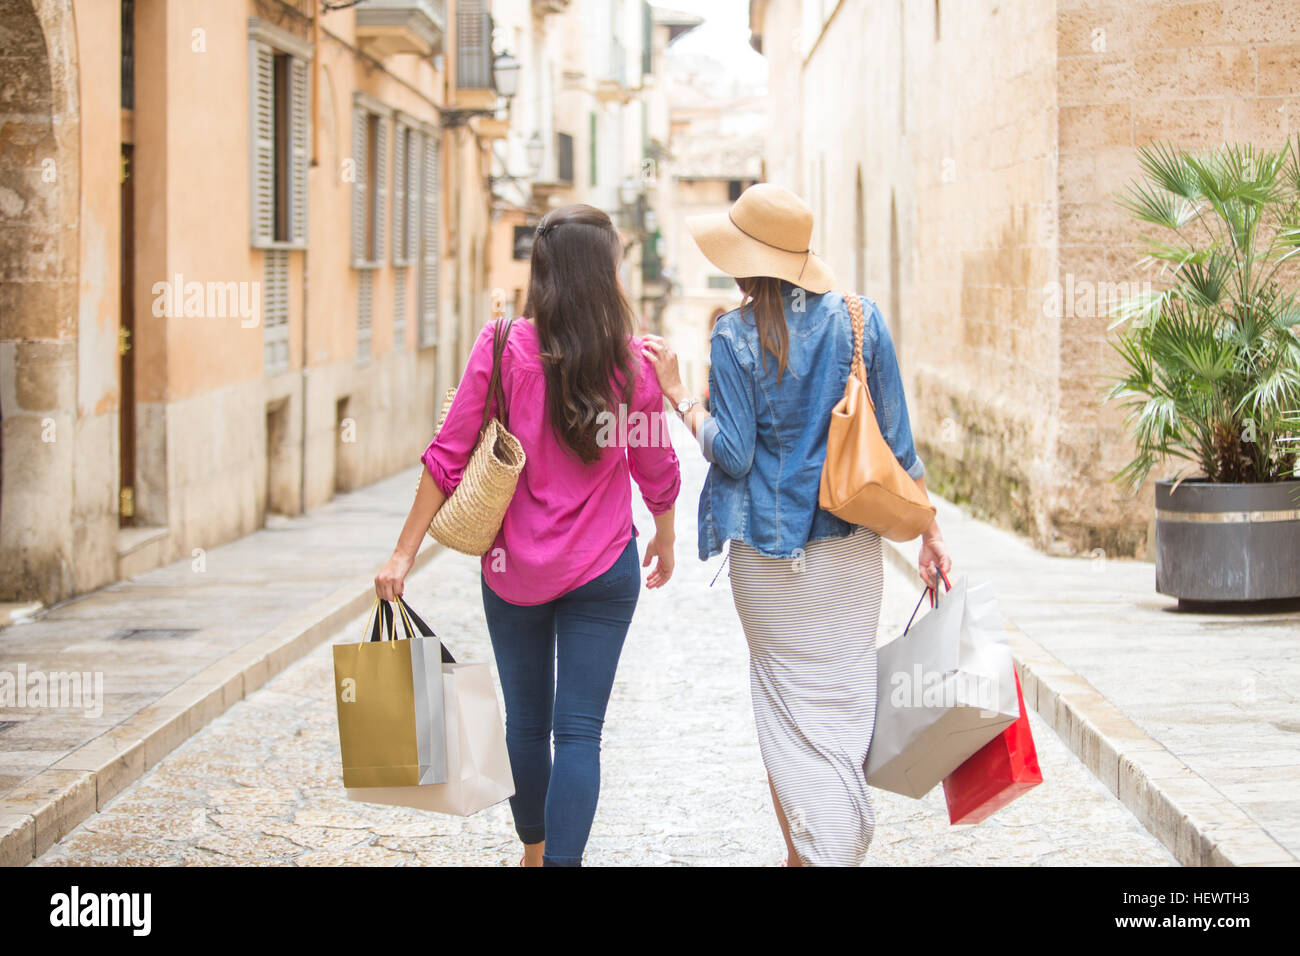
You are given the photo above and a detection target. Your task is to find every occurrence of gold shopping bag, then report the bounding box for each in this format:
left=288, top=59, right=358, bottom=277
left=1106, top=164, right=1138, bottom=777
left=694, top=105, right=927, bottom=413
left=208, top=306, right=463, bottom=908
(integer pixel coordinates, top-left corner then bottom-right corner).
left=332, top=598, right=450, bottom=788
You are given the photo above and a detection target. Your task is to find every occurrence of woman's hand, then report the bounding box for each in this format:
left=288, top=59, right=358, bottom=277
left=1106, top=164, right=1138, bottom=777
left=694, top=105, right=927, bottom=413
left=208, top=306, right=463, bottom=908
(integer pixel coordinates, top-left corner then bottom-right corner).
left=375, top=550, right=415, bottom=601
left=378, top=464, right=447, bottom=602
left=917, top=533, right=952, bottom=591
left=640, top=335, right=687, bottom=405
left=642, top=533, right=675, bottom=589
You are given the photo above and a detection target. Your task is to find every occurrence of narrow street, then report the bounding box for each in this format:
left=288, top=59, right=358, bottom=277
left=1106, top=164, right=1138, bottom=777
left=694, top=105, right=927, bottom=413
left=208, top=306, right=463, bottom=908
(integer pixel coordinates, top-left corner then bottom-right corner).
left=34, top=434, right=1174, bottom=866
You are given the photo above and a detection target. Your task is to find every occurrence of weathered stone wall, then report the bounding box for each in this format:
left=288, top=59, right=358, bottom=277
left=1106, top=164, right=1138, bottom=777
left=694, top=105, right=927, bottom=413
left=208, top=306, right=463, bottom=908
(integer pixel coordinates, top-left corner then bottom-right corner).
left=778, top=0, right=1060, bottom=546
left=898, top=0, right=1062, bottom=549
left=757, top=0, right=1300, bottom=558
left=1052, top=0, right=1300, bottom=556
left=0, top=0, right=88, bottom=601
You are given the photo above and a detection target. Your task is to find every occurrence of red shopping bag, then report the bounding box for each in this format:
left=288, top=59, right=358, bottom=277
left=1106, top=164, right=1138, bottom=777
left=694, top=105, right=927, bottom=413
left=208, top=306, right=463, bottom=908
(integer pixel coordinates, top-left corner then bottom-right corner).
left=942, top=665, right=1042, bottom=824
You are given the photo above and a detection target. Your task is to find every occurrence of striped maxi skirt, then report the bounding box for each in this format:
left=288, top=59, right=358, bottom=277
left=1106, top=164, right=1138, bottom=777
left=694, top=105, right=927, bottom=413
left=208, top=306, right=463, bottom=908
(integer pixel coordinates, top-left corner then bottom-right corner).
left=727, top=528, right=883, bottom=867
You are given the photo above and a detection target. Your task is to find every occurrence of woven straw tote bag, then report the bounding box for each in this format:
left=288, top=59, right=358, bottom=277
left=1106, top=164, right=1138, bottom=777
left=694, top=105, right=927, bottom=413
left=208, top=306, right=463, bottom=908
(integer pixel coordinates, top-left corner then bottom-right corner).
left=417, top=318, right=526, bottom=555
left=818, top=293, right=935, bottom=541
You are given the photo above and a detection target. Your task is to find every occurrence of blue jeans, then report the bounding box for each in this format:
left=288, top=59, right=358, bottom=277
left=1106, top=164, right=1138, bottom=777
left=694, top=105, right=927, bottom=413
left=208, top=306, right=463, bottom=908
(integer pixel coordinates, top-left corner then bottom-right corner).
left=480, top=536, right=640, bottom=866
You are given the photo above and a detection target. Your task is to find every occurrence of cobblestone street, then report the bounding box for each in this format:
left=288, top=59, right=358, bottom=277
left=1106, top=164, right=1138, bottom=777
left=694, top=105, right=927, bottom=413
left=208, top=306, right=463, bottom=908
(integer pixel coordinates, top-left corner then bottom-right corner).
left=34, top=438, right=1175, bottom=866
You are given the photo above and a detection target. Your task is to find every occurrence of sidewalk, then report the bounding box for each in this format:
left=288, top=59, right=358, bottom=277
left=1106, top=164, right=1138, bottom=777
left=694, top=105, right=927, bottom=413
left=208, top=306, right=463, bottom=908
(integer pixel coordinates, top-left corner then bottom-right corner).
left=883, top=496, right=1300, bottom=866
left=0, top=468, right=442, bottom=866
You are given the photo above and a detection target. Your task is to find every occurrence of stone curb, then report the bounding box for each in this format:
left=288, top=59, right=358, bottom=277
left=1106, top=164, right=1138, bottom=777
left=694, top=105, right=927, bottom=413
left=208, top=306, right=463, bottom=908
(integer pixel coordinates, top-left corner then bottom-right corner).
left=880, top=539, right=1296, bottom=867
left=0, top=542, right=445, bottom=867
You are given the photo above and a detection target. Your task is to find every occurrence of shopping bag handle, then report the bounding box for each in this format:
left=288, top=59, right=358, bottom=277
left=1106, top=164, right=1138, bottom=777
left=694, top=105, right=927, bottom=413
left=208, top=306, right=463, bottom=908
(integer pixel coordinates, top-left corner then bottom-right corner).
left=902, top=567, right=953, bottom=634
left=365, top=598, right=394, bottom=644
left=393, top=596, right=457, bottom=664
left=362, top=597, right=456, bottom=664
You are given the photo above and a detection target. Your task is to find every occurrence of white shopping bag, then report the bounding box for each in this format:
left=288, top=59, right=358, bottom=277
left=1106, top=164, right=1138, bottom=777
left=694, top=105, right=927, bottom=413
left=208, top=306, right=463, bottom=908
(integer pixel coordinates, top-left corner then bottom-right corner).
left=865, top=573, right=1018, bottom=798
left=348, top=661, right=515, bottom=817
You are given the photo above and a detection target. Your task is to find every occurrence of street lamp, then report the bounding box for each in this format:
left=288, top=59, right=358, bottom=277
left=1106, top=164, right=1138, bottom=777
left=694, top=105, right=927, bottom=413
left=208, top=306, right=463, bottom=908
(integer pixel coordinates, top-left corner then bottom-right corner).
left=525, top=132, right=544, bottom=176
left=493, top=51, right=520, bottom=98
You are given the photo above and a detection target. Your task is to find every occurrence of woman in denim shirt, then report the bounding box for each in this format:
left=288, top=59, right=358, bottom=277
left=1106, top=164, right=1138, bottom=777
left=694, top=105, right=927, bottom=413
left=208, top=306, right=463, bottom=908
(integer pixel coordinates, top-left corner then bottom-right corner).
left=644, top=184, right=952, bottom=866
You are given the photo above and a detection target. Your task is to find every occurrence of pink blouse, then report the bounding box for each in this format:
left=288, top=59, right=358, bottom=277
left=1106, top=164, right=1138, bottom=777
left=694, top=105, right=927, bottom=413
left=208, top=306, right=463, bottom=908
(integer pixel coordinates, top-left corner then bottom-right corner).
left=421, top=317, right=681, bottom=606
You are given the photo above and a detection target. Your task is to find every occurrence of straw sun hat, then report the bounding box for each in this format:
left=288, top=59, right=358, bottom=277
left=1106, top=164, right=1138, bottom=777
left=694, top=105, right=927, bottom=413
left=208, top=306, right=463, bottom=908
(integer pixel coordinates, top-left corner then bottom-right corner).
left=686, top=183, right=835, bottom=294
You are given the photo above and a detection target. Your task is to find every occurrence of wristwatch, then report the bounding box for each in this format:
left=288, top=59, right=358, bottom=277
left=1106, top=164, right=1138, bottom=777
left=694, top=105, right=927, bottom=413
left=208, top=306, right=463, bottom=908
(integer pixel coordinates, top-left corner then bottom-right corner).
left=675, top=396, right=700, bottom=417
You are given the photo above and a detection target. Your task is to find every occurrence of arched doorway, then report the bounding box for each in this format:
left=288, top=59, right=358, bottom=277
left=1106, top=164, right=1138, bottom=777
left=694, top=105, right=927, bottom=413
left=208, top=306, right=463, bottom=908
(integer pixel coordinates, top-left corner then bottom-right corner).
left=0, top=0, right=82, bottom=601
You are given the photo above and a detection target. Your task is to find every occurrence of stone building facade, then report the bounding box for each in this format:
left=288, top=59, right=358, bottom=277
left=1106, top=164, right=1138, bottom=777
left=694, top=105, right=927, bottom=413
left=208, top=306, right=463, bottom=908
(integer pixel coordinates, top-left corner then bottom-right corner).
left=485, top=1, right=702, bottom=339
left=1, top=0, right=505, bottom=604
left=750, top=0, right=1300, bottom=556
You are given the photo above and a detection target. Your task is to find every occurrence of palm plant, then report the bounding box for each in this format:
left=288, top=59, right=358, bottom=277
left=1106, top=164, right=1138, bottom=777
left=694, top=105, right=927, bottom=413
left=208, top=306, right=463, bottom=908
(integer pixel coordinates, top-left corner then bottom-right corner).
left=1106, top=139, right=1300, bottom=490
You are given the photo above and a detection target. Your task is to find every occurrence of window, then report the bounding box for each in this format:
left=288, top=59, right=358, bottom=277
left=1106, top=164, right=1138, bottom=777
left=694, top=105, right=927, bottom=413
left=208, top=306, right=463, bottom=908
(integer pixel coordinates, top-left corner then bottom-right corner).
left=589, top=112, right=598, bottom=187
left=641, top=0, right=652, bottom=75
left=249, top=20, right=310, bottom=248
left=392, top=119, right=420, bottom=353
left=419, top=131, right=441, bottom=347
left=351, top=93, right=391, bottom=268
left=707, top=275, right=733, bottom=290
left=456, top=0, right=493, bottom=91
left=728, top=179, right=746, bottom=202
left=392, top=121, right=420, bottom=266
left=513, top=225, right=535, bottom=261
left=556, top=132, right=575, bottom=184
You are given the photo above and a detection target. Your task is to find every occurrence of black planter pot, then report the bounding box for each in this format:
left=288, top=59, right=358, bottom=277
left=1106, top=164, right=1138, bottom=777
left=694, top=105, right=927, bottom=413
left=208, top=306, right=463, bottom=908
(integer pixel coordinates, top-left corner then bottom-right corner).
left=1154, top=478, right=1300, bottom=602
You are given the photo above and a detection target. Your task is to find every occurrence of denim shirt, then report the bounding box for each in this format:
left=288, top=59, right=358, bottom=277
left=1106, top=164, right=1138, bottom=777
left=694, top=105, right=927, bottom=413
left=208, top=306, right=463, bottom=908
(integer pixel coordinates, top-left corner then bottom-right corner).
left=696, top=282, right=925, bottom=561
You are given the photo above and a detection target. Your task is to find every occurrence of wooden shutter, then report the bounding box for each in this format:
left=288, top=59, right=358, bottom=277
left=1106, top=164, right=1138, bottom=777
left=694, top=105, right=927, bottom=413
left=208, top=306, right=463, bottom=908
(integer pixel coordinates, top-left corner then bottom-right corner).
left=392, top=122, right=406, bottom=264
left=373, top=115, right=388, bottom=263
left=263, top=249, right=290, bottom=373
left=393, top=268, right=407, bottom=351
left=358, top=268, right=373, bottom=360
left=350, top=105, right=367, bottom=266
left=289, top=56, right=309, bottom=247
left=457, top=0, right=490, bottom=89
left=419, top=133, right=441, bottom=346
left=250, top=41, right=275, bottom=245
left=405, top=130, right=421, bottom=265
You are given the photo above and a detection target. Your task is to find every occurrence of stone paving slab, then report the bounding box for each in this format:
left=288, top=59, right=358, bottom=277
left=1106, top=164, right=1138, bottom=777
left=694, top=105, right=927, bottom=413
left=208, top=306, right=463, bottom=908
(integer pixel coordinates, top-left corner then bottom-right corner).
left=0, top=468, right=444, bottom=865
left=884, top=495, right=1300, bottom=866
left=32, top=437, right=1175, bottom=867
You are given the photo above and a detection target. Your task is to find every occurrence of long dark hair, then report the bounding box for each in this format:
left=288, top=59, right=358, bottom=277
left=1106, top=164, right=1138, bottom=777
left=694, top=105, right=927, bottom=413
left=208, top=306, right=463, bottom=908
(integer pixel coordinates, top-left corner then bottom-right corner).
left=523, top=204, right=637, bottom=464
left=736, top=276, right=790, bottom=381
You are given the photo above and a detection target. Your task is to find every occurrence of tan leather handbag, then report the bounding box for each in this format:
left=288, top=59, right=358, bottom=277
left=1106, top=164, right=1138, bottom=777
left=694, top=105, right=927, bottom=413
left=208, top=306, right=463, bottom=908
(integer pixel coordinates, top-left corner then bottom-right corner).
left=818, top=293, right=935, bottom=541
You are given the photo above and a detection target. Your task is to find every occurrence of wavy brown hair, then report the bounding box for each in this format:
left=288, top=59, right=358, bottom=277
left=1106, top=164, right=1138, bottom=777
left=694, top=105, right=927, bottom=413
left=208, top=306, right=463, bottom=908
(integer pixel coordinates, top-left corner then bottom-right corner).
left=736, top=276, right=790, bottom=381
left=523, top=204, right=637, bottom=464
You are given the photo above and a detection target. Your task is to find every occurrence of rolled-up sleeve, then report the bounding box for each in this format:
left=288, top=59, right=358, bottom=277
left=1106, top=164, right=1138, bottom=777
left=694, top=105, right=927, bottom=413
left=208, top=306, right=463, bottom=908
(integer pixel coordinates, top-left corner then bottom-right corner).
left=866, top=301, right=925, bottom=480
left=421, top=321, right=500, bottom=497
left=700, top=332, right=757, bottom=479
left=628, top=355, right=682, bottom=515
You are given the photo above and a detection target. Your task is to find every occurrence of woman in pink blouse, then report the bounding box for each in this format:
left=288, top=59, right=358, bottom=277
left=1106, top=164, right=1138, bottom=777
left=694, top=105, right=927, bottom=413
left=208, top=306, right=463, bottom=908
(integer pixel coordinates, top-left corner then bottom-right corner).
left=375, top=204, right=681, bottom=867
